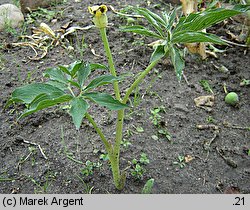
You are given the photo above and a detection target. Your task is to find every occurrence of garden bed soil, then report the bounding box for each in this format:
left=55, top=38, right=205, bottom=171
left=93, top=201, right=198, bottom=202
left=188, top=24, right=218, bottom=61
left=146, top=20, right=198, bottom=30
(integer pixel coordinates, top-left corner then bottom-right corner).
left=0, top=0, right=249, bottom=194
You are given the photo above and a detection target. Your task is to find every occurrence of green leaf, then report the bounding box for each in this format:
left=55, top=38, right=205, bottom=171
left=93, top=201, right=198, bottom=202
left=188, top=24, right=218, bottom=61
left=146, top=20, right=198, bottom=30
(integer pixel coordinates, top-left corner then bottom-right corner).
left=84, top=75, right=119, bottom=92
left=43, top=67, right=68, bottom=84
left=58, top=65, right=71, bottom=75
left=29, top=92, right=65, bottom=109
left=169, top=46, right=184, bottom=81
left=77, top=62, right=91, bottom=88
left=136, top=126, right=144, bottom=133
left=172, top=31, right=227, bottom=45
left=142, top=178, right=154, bottom=194
left=150, top=44, right=167, bottom=62
left=68, top=61, right=84, bottom=77
left=135, top=8, right=165, bottom=36
left=120, top=25, right=163, bottom=39
left=45, top=80, right=68, bottom=91
left=90, top=63, right=109, bottom=71
left=175, top=8, right=243, bottom=32
left=68, top=80, right=81, bottom=89
left=10, top=83, right=65, bottom=104
left=21, top=93, right=73, bottom=118
left=164, top=9, right=177, bottom=30
left=83, top=92, right=129, bottom=110
left=232, top=4, right=250, bottom=12
left=69, top=97, right=89, bottom=129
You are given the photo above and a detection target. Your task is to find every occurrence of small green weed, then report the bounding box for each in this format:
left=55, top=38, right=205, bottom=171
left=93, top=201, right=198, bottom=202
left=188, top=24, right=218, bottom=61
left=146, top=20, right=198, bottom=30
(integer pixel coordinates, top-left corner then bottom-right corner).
left=80, top=160, right=102, bottom=177
left=206, top=116, right=215, bottom=124
left=150, top=106, right=171, bottom=141
left=60, top=126, right=84, bottom=164
left=173, top=155, right=186, bottom=169
left=74, top=32, right=88, bottom=60
left=26, top=171, right=58, bottom=193
left=0, top=177, right=13, bottom=182
left=149, top=106, right=166, bottom=126
left=199, top=80, right=214, bottom=94
left=0, top=52, right=6, bottom=71
left=135, top=126, right=144, bottom=133
left=139, top=153, right=150, bottom=164
left=0, top=172, right=14, bottom=182
left=25, top=68, right=39, bottom=83
left=131, top=164, right=145, bottom=180
left=158, top=129, right=172, bottom=141
left=3, top=19, right=18, bottom=36
left=100, top=153, right=109, bottom=161
left=18, top=146, right=37, bottom=168
left=132, top=85, right=142, bottom=107
left=240, top=79, right=250, bottom=86
left=12, top=0, right=20, bottom=7
left=26, top=8, right=61, bottom=24
left=75, top=174, right=94, bottom=194
left=130, top=153, right=149, bottom=180
left=51, top=0, right=68, bottom=6
left=120, top=139, right=132, bottom=148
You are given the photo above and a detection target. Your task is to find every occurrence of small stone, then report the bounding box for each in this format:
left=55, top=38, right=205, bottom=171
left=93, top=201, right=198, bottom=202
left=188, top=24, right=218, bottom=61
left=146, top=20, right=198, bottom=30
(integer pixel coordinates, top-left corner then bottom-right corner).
left=20, top=0, right=62, bottom=13
left=0, top=4, right=24, bottom=31
left=173, top=103, right=189, bottom=113
left=51, top=19, right=57, bottom=24
left=194, top=95, right=215, bottom=112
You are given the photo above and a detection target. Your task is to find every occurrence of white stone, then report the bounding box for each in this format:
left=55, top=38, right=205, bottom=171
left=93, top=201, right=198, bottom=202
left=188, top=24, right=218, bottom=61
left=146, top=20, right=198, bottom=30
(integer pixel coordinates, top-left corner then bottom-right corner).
left=0, top=4, right=24, bottom=31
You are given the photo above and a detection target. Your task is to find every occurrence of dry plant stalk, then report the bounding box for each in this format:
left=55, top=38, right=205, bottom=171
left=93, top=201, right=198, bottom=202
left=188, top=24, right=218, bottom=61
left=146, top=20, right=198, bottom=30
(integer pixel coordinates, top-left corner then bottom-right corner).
left=180, top=0, right=198, bottom=16
left=180, top=0, right=221, bottom=59
left=180, top=0, right=207, bottom=59
left=8, top=22, right=93, bottom=60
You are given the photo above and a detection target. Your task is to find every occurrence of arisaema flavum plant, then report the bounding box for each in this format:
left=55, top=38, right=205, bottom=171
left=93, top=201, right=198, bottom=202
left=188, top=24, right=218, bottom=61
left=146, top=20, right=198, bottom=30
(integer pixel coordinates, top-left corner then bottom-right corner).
left=120, top=4, right=250, bottom=80
left=6, top=4, right=155, bottom=190
left=5, top=4, right=250, bottom=191
left=5, top=59, right=131, bottom=191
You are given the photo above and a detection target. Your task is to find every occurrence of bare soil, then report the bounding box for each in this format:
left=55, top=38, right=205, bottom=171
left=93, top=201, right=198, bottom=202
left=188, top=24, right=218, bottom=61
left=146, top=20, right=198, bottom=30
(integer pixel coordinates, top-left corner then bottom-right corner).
left=0, top=0, right=249, bottom=194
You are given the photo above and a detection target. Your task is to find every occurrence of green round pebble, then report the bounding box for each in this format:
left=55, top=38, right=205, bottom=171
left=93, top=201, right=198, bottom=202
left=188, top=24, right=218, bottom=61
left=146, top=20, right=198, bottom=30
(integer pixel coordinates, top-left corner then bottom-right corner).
left=225, top=92, right=239, bottom=106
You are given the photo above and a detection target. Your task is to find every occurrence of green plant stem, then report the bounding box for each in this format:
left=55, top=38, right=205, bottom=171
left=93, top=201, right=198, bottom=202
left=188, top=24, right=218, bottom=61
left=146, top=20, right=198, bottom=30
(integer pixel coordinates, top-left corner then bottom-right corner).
left=99, top=28, right=121, bottom=100
left=99, top=27, right=127, bottom=189
left=98, top=27, right=159, bottom=190
left=86, top=112, right=124, bottom=190
left=109, top=59, right=160, bottom=189
left=112, top=109, right=125, bottom=189
left=85, top=113, right=111, bottom=152
left=68, top=86, right=75, bottom=97
left=122, top=59, right=160, bottom=104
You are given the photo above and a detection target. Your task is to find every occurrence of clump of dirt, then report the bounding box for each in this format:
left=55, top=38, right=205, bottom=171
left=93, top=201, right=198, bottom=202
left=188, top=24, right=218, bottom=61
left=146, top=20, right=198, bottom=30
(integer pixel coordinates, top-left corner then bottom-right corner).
left=0, top=0, right=249, bottom=194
